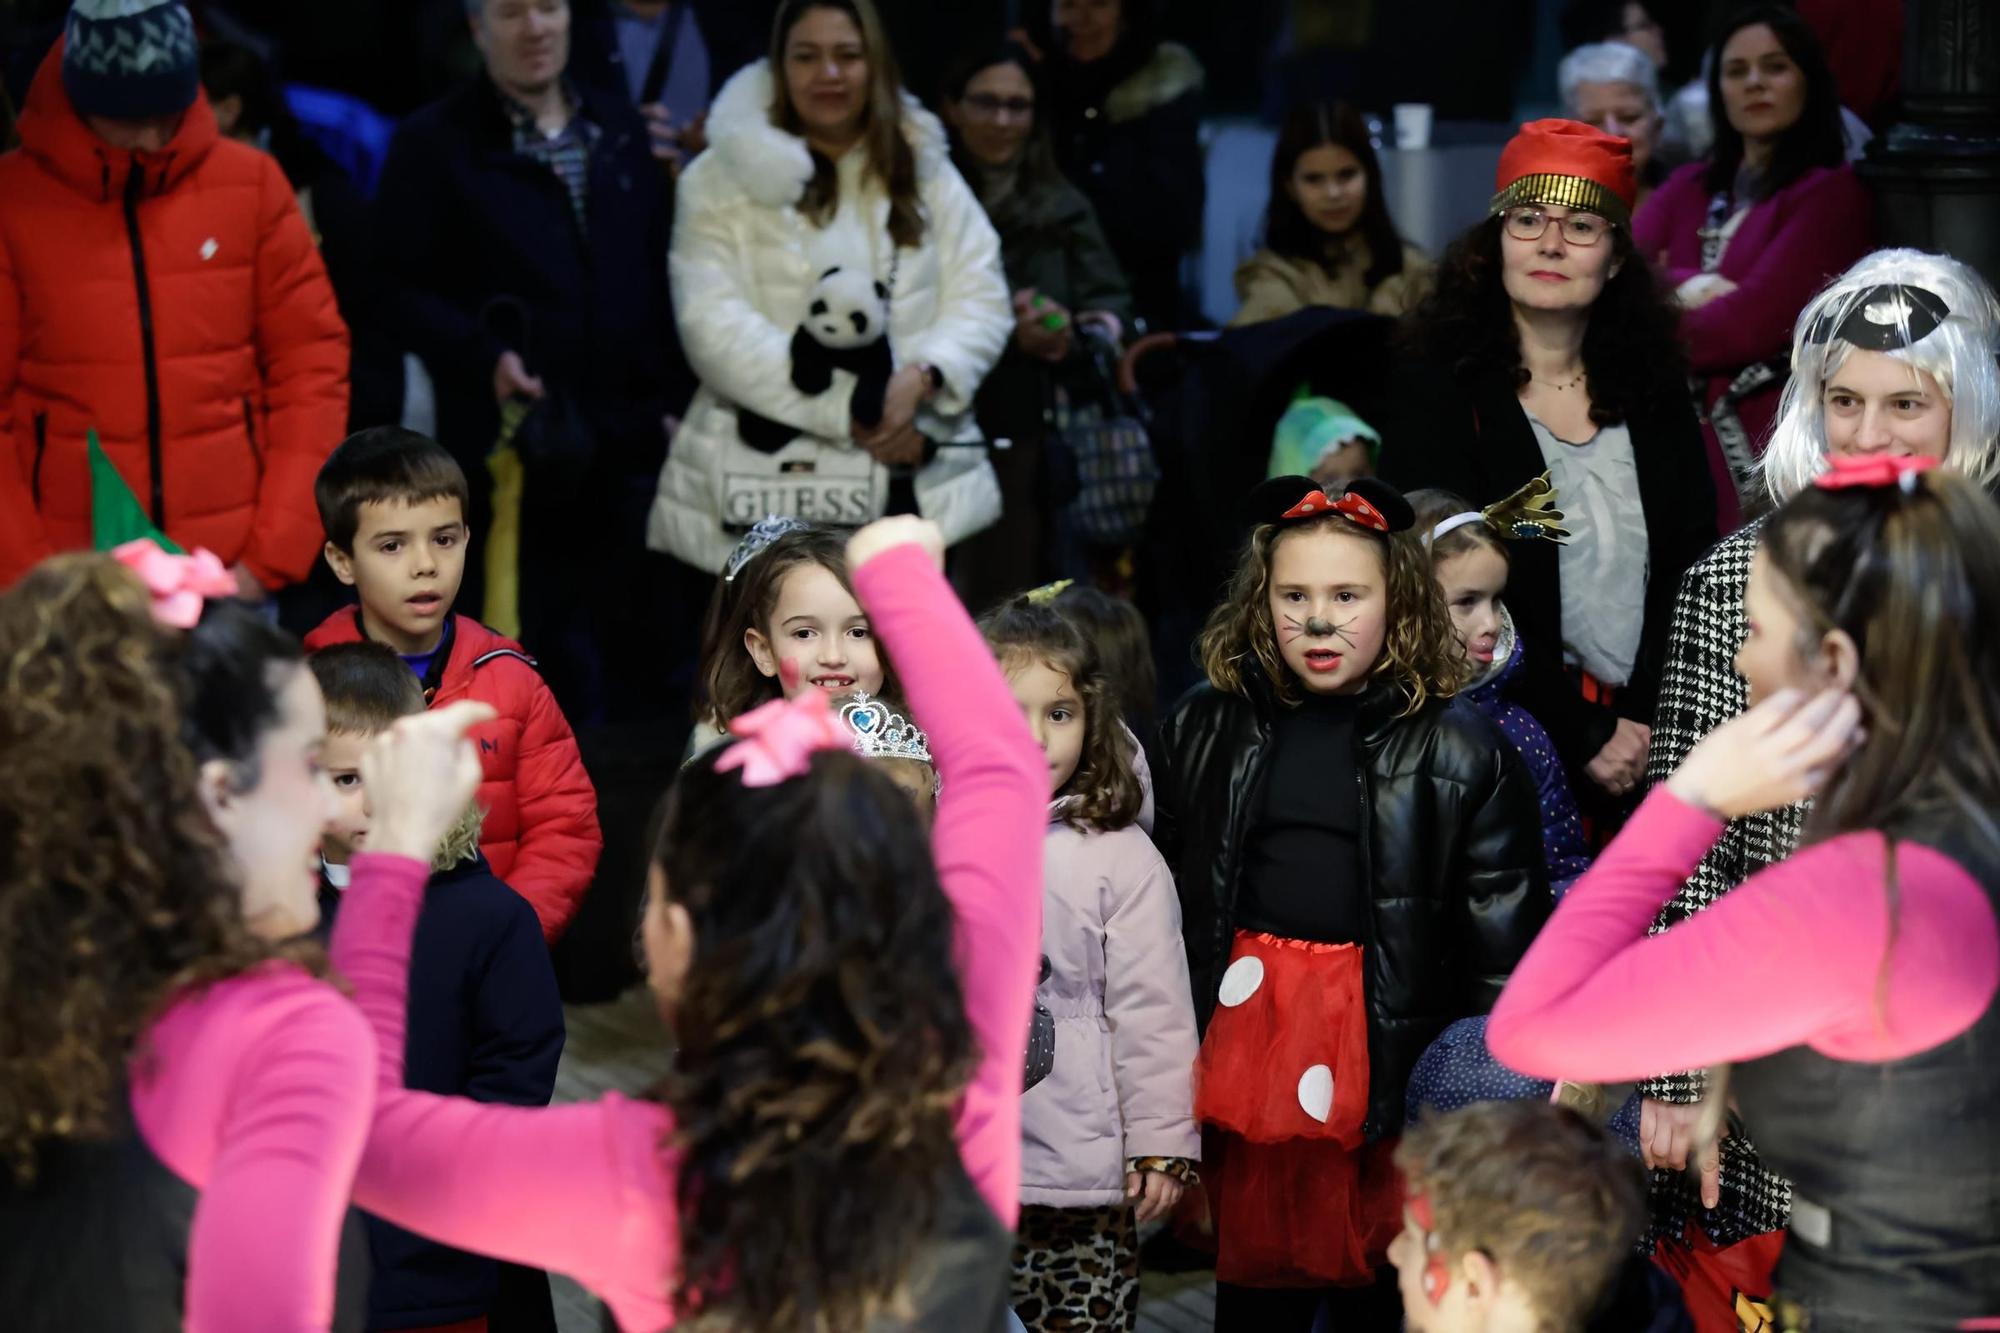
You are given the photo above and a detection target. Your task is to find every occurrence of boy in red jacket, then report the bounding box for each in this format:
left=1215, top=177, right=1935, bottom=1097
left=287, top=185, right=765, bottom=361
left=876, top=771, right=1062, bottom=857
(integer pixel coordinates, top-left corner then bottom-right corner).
left=306, top=426, right=600, bottom=939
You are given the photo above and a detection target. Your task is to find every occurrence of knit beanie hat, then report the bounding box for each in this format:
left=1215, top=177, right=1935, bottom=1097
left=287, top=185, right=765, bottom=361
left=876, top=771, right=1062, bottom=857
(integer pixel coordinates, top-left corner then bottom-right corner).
left=1490, top=118, right=1638, bottom=229
left=61, top=0, right=200, bottom=123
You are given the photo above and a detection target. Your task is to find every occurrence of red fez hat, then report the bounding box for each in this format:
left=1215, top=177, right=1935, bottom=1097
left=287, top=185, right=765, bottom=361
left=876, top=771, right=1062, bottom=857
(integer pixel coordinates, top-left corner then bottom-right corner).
left=1490, top=118, right=1638, bottom=228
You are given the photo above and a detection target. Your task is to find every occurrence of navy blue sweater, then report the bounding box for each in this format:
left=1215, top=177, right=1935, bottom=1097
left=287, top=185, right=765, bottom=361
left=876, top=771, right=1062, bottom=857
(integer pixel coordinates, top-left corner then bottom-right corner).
left=318, top=856, right=565, bottom=1330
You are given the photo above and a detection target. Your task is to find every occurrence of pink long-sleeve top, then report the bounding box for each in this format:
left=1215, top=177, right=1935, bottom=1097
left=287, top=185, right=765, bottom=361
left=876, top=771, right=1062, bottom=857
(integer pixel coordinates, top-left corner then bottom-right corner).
left=131, top=964, right=377, bottom=1330
left=331, top=541, right=1049, bottom=1333
left=1488, top=788, right=2000, bottom=1083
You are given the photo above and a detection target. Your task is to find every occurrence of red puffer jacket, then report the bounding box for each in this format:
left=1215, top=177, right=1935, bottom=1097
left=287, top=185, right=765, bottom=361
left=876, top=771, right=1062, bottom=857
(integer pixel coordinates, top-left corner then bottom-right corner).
left=0, top=44, right=349, bottom=589
left=306, top=608, right=602, bottom=941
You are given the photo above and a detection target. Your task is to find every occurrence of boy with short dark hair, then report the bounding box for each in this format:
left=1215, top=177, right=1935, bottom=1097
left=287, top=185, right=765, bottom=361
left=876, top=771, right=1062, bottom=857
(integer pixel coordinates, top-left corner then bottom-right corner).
left=307, top=426, right=600, bottom=940
left=310, top=640, right=566, bottom=1332
left=1391, top=1100, right=1685, bottom=1333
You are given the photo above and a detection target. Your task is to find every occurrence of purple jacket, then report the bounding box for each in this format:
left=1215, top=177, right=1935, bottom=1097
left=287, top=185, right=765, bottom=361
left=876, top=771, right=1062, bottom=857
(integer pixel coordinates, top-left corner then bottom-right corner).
left=1633, top=162, right=1872, bottom=522
left=1020, top=814, right=1200, bottom=1207
left=1462, top=611, right=1591, bottom=888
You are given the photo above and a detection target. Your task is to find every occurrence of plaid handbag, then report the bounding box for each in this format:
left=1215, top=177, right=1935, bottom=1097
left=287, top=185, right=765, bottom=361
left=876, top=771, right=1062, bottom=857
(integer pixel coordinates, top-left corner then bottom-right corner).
left=1045, top=331, right=1158, bottom=546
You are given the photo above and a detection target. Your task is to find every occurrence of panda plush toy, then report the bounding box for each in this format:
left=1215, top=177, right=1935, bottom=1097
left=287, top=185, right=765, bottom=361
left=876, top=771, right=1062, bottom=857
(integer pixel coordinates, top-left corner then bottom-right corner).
left=737, top=266, right=897, bottom=454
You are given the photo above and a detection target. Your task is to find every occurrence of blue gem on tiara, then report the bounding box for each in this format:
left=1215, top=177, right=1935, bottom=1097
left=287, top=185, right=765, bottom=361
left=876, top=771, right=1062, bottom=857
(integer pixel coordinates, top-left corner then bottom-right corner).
left=838, top=691, right=933, bottom=765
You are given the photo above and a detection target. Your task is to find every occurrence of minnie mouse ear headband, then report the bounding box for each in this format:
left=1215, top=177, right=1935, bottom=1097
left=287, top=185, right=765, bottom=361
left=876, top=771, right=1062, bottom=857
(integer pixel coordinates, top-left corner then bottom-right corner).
left=1489, top=118, right=1637, bottom=230
left=110, top=539, right=238, bottom=629
left=1804, top=284, right=1953, bottom=351
left=1246, top=476, right=1416, bottom=534
left=1427, top=473, right=1572, bottom=547
left=1814, top=453, right=1940, bottom=494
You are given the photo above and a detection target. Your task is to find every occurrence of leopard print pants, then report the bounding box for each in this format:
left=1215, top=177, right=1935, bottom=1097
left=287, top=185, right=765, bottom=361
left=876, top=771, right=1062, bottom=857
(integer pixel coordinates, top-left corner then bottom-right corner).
left=1010, top=1204, right=1140, bottom=1333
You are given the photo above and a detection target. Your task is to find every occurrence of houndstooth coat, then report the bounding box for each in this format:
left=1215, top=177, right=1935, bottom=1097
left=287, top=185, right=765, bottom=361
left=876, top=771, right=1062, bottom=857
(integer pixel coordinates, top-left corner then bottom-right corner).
left=1640, top=522, right=1805, bottom=1246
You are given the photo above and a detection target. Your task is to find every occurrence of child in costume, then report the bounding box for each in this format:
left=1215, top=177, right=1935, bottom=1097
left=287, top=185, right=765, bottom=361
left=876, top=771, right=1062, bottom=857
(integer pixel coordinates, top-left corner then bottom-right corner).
left=310, top=642, right=565, bottom=1333
left=1390, top=1100, right=1682, bottom=1332
left=981, top=595, right=1200, bottom=1333
left=1154, top=476, right=1551, bottom=1331
left=1411, top=479, right=1590, bottom=892
left=1492, top=459, right=2000, bottom=1331
left=688, top=517, right=892, bottom=757
left=327, top=516, right=1050, bottom=1332
left=305, top=426, right=600, bottom=942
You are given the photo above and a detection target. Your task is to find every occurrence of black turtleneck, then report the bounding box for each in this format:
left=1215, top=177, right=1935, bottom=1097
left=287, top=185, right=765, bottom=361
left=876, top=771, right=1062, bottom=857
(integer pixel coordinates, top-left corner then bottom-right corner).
left=1238, top=690, right=1366, bottom=943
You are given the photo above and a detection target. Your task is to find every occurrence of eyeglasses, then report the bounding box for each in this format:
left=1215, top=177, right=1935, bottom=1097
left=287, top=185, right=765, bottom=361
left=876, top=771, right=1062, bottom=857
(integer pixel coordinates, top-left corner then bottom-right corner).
left=1502, top=207, right=1615, bottom=247
left=962, top=93, right=1035, bottom=121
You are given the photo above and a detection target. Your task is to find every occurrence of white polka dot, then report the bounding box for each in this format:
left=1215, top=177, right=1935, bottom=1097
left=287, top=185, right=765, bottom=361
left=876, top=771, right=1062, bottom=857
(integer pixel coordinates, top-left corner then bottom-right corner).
left=1300, top=502, right=1316, bottom=512
left=1217, top=955, right=1265, bottom=1008
left=1299, top=1064, right=1335, bottom=1123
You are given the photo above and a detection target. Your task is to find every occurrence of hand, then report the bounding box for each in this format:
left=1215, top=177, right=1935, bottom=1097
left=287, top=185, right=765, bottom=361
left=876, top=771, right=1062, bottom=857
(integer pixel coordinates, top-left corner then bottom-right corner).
left=846, top=515, right=945, bottom=573
left=357, top=701, right=497, bottom=862
left=229, top=562, right=266, bottom=602
left=858, top=423, right=925, bottom=468
left=640, top=103, right=691, bottom=172
left=864, top=364, right=930, bottom=441
left=1585, top=717, right=1651, bottom=795
left=1013, top=287, right=1072, bottom=363
left=493, top=350, right=545, bottom=407
left=1126, top=1170, right=1185, bottom=1225
left=1641, top=1098, right=1727, bottom=1210
left=1667, top=688, right=1862, bottom=820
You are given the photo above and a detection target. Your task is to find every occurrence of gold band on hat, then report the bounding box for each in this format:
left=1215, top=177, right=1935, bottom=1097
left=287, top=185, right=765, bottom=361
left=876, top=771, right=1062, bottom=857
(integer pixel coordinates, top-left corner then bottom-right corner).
left=1489, top=173, right=1630, bottom=229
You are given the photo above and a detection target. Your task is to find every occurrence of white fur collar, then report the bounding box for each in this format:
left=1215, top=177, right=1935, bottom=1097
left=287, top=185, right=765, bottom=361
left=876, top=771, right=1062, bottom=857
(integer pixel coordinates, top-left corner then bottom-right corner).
left=704, top=59, right=950, bottom=209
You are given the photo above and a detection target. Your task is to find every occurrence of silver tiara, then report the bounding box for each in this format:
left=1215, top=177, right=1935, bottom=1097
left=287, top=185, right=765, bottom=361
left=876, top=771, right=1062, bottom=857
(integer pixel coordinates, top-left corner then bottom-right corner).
left=839, top=690, right=933, bottom=765
left=722, top=515, right=810, bottom=583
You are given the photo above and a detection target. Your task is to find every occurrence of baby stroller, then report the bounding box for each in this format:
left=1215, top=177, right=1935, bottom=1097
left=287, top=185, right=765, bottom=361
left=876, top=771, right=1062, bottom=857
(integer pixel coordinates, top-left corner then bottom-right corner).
left=1123, top=306, right=1400, bottom=707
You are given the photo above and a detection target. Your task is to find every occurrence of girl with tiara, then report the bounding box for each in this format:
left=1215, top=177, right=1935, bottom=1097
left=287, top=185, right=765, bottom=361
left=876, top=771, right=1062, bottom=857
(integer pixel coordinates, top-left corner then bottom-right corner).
left=980, top=593, right=1199, bottom=1333
left=688, top=515, right=893, bottom=755
left=1634, top=251, right=2000, bottom=1315
left=0, top=542, right=483, bottom=1331
left=329, top=516, right=1050, bottom=1332
left=1491, top=459, right=2000, bottom=1331
left=1409, top=479, right=1590, bottom=893
left=1155, top=477, right=1551, bottom=1331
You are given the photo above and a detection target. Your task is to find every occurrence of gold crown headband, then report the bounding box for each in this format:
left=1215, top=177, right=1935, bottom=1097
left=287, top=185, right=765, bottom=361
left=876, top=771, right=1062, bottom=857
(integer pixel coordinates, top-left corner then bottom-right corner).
left=1426, top=472, right=1571, bottom=548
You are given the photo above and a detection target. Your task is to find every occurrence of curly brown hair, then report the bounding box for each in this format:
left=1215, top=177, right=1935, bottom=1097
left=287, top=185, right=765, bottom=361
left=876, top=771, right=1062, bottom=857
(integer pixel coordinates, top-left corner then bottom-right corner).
left=1199, top=512, right=1466, bottom=711
left=0, top=556, right=288, bottom=1186
left=652, top=744, right=977, bottom=1331
left=980, top=596, right=1145, bottom=832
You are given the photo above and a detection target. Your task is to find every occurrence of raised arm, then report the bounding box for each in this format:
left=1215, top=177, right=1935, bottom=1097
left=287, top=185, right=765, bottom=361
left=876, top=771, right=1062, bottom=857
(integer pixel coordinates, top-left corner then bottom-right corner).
left=848, top=527, right=1048, bottom=1225
left=1487, top=789, right=2000, bottom=1081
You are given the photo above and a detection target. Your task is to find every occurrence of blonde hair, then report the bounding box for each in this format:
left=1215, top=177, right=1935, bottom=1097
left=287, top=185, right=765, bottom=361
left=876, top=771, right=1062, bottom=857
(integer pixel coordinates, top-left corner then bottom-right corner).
left=1198, top=513, right=1466, bottom=711
left=1761, top=249, right=2000, bottom=505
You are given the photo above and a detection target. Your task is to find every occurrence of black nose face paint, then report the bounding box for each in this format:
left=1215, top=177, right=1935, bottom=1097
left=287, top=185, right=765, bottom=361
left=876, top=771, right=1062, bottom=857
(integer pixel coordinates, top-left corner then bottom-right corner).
left=1305, top=617, right=1337, bottom=637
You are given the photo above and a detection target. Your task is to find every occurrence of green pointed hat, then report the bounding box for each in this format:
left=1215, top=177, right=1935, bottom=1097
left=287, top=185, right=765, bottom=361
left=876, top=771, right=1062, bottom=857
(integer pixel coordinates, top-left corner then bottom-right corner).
left=90, top=429, right=181, bottom=553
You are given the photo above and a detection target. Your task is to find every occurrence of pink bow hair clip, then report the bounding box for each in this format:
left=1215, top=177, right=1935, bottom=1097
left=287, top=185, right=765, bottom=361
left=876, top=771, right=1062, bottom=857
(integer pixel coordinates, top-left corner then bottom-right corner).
left=715, top=691, right=853, bottom=788
left=111, top=539, right=238, bottom=629
left=1814, top=454, right=1940, bottom=494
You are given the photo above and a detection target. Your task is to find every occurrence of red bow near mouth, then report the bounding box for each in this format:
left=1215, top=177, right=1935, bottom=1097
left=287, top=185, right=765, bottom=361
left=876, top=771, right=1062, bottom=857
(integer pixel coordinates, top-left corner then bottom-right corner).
left=1281, top=488, right=1391, bottom=531
left=1814, top=454, right=1940, bottom=491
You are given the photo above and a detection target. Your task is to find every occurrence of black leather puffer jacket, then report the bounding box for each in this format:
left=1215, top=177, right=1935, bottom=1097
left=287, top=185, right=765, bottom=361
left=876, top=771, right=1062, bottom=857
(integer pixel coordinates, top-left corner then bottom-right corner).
left=1155, top=677, right=1552, bottom=1139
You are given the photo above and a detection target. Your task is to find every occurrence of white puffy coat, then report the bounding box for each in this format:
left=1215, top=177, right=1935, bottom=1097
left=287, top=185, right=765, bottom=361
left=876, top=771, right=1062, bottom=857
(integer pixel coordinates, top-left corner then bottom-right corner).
left=648, top=61, right=1012, bottom=573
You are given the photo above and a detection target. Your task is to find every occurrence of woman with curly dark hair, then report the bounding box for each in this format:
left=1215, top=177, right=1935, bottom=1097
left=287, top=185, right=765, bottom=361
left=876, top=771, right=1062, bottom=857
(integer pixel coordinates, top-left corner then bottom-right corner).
left=1154, top=476, right=1549, bottom=1331
left=0, top=544, right=484, bottom=1331
left=1379, top=119, right=1716, bottom=824
left=329, top=516, right=1049, bottom=1333
left=1230, top=100, right=1432, bottom=326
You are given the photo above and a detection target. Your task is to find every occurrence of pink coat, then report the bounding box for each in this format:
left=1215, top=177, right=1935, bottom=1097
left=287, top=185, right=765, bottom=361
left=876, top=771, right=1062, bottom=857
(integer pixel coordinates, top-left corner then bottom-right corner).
left=1632, top=162, right=1872, bottom=525
left=1021, top=814, right=1199, bottom=1208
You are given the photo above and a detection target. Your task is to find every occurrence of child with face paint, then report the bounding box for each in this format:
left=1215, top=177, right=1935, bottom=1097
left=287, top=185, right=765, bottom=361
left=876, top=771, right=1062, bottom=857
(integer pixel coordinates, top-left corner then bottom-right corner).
left=1154, top=477, right=1553, bottom=1331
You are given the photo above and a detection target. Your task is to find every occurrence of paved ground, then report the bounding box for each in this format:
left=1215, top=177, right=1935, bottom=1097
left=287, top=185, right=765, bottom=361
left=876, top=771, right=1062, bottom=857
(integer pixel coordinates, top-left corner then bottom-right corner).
left=549, top=989, right=1218, bottom=1332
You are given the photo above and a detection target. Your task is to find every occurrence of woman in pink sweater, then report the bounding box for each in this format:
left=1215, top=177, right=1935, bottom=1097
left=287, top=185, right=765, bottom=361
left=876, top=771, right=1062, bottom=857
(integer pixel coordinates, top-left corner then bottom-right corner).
left=0, top=544, right=479, bottom=1332
left=332, top=516, right=1049, bottom=1333
left=1489, top=459, right=2000, bottom=1330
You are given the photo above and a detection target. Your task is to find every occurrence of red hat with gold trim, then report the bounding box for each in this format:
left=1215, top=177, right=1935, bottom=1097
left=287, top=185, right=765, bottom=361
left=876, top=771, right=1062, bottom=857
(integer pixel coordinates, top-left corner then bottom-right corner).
left=1490, top=118, right=1638, bottom=230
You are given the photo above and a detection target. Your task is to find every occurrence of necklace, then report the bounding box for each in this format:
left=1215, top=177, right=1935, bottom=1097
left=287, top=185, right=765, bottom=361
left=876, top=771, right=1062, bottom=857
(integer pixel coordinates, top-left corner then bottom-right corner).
left=1530, top=369, right=1587, bottom=391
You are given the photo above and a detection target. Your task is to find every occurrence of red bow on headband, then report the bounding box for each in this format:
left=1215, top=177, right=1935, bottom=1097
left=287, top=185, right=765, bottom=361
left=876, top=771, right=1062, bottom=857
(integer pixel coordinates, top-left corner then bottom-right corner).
left=1815, top=455, right=1940, bottom=491
left=1281, top=488, right=1391, bottom=532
